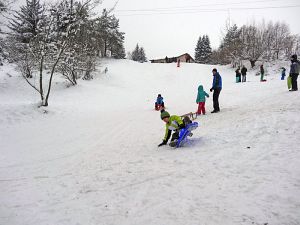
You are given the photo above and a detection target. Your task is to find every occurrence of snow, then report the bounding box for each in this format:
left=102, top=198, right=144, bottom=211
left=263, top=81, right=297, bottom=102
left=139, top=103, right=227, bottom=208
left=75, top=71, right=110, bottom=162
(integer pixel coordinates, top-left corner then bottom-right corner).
left=0, top=59, right=300, bottom=225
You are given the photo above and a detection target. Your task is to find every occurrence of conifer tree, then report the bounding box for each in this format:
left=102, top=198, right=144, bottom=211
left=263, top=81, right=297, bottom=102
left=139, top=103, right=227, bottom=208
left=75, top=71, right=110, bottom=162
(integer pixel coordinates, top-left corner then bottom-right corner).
left=195, top=35, right=212, bottom=64
left=131, top=43, right=140, bottom=61
left=138, top=47, right=147, bottom=62
left=9, top=0, right=45, bottom=43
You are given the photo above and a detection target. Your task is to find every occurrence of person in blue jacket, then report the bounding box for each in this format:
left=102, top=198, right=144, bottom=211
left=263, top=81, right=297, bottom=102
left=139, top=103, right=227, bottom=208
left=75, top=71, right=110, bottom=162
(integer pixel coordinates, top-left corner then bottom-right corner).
left=210, top=68, right=222, bottom=113
left=155, top=94, right=165, bottom=110
left=281, top=67, right=286, bottom=80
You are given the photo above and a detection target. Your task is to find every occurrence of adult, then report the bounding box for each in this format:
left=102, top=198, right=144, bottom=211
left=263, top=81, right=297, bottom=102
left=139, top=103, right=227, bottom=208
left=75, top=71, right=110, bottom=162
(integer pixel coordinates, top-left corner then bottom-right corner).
left=260, top=65, right=265, bottom=81
left=289, top=54, right=299, bottom=91
left=210, top=68, right=222, bottom=113
left=241, top=65, right=247, bottom=82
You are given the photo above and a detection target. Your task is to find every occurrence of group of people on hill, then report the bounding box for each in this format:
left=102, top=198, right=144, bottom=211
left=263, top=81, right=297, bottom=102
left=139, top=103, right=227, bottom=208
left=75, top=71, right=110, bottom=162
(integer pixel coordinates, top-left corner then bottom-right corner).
left=156, top=54, right=299, bottom=148
left=156, top=68, right=222, bottom=147
left=235, top=64, right=266, bottom=82
left=235, top=54, right=299, bottom=87
left=235, top=65, right=248, bottom=83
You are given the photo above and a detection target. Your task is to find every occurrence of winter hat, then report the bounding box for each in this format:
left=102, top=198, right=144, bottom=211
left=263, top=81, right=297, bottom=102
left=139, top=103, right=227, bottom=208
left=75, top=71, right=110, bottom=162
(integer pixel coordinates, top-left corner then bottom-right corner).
left=291, top=54, right=297, bottom=60
left=198, top=85, right=203, bottom=91
left=158, top=94, right=161, bottom=97
left=160, top=110, right=170, bottom=120
left=212, top=68, right=217, bottom=72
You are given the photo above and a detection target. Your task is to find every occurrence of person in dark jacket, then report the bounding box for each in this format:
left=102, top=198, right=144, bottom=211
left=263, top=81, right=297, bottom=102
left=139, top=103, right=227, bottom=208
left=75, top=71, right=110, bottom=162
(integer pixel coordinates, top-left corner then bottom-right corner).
left=210, top=68, right=222, bottom=113
left=235, top=67, right=241, bottom=83
left=260, top=65, right=265, bottom=81
left=289, top=54, right=299, bottom=91
left=241, top=65, right=247, bottom=82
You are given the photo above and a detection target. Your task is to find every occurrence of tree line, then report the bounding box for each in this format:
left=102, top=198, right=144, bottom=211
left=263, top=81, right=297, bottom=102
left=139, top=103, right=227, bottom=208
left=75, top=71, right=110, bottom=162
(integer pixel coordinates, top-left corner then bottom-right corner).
left=195, top=21, right=300, bottom=67
left=0, top=0, right=125, bottom=106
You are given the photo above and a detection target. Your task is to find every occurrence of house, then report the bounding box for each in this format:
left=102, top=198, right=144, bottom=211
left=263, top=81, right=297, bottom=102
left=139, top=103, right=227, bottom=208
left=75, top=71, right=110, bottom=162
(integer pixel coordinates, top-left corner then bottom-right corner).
left=150, top=53, right=195, bottom=63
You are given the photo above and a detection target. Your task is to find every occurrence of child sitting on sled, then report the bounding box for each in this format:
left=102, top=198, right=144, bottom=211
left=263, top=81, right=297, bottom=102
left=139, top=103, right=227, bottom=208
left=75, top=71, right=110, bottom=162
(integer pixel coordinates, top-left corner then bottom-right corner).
left=158, top=110, right=191, bottom=147
left=196, top=85, right=209, bottom=115
left=155, top=94, right=165, bottom=110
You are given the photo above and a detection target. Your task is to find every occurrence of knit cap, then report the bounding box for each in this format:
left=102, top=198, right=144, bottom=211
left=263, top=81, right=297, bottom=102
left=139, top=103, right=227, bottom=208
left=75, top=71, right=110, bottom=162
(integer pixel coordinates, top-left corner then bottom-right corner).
left=160, top=110, right=170, bottom=120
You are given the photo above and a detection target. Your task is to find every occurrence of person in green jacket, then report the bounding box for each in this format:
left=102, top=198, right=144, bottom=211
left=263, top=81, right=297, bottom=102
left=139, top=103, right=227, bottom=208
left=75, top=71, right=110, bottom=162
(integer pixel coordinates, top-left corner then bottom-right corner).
left=158, top=110, right=190, bottom=147
left=196, top=85, right=209, bottom=115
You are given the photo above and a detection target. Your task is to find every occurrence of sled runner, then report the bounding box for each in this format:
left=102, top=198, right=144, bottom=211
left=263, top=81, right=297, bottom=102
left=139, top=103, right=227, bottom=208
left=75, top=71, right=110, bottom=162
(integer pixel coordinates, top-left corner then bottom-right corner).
left=169, top=122, right=198, bottom=148
left=180, top=112, right=197, bottom=121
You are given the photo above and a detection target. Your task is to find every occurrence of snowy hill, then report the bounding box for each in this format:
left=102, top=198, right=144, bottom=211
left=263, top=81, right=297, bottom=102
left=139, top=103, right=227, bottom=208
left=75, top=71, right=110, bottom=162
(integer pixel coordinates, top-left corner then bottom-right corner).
left=0, top=59, right=300, bottom=225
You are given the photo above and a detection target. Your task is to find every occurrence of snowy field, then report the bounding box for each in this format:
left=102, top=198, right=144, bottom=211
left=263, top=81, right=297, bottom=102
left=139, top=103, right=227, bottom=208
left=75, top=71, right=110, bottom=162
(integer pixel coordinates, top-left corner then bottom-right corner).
left=0, top=59, right=300, bottom=225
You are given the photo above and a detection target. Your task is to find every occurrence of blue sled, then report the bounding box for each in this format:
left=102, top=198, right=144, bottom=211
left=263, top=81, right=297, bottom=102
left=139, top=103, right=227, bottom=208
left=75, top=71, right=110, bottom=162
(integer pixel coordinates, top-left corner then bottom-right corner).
left=176, top=122, right=198, bottom=148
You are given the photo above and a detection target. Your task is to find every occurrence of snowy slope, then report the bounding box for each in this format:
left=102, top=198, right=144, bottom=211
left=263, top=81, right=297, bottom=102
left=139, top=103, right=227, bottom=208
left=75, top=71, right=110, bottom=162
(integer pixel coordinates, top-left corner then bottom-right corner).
left=0, top=59, right=300, bottom=225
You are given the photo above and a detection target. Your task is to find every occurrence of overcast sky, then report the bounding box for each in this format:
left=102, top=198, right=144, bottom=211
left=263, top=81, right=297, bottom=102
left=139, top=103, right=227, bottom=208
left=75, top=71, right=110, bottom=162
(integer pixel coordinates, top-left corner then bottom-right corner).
left=9, top=0, right=300, bottom=59
left=98, top=0, right=300, bottom=59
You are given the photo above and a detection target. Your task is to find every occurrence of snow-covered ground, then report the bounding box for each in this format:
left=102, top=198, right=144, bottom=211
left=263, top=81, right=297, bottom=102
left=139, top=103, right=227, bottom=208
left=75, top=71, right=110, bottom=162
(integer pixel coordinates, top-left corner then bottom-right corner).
left=0, top=59, right=300, bottom=225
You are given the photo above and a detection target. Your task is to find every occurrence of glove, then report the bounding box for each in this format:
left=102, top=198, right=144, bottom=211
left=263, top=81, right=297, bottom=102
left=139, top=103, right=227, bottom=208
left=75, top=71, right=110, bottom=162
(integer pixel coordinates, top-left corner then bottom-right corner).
left=179, top=123, right=185, bottom=129
left=210, top=88, right=213, bottom=92
left=158, top=140, right=167, bottom=147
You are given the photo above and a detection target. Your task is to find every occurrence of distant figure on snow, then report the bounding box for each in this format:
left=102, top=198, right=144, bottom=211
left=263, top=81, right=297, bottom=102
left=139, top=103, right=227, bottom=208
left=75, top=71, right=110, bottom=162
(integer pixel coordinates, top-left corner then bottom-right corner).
left=260, top=65, right=266, bottom=82
left=196, top=85, right=209, bottom=115
left=177, top=59, right=180, bottom=67
left=289, top=54, right=299, bottom=91
left=210, top=68, right=222, bottom=113
left=155, top=94, right=165, bottom=110
left=104, top=67, right=108, bottom=74
left=235, top=67, right=241, bottom=83
left=280, top=67, right=286, bottom=80
left=241, top=65, right=247, bottom=82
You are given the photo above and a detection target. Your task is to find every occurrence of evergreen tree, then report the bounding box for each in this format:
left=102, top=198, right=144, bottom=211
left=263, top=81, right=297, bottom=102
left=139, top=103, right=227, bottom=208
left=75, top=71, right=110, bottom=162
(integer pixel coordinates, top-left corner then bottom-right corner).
left=195, top=36, right=203, bottom=63
left=138, top=47, right=147, bottom=62
left=131, top=43, right=140, bottom=61
left=195, top=35, right=212, bottom=64
left=9, top=0, right=45, bottom=43
left=96, top=9, right=125, bottom=58
left=219, top=24, right=242, bottom=64
left=131, top=44, right=147, bottom=62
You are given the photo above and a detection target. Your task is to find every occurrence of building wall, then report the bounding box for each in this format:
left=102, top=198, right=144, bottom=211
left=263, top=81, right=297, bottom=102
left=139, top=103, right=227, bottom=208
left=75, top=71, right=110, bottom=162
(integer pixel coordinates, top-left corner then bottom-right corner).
left=151, top=54, right=194, bottom=63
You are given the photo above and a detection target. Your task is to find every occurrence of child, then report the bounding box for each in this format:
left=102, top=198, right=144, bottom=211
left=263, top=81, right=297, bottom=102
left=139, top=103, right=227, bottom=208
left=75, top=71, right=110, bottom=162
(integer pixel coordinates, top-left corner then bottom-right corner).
left=196, top=85, right=209, bottom=115
left=155, top=94, right=164, bottom=110
left=281, top=67, right=286, bottom=80
left=158, top=110, right=191, bottom=147
left=235, top=67, right=241, bottom=83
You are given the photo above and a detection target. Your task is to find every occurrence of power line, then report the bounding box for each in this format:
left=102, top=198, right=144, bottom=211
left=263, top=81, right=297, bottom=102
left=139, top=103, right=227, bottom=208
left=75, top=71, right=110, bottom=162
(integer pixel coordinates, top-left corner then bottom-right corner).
left=116, top=4, right=300, bottom=17
left=115, top=0, right=297, bottom=12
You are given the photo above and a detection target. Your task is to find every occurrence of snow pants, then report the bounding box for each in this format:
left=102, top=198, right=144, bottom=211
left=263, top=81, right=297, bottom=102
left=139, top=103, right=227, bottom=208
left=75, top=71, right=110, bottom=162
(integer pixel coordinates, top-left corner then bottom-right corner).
left=291, top=73, right=299, bottom=90
left=197, top=102, right=206, bottom=115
